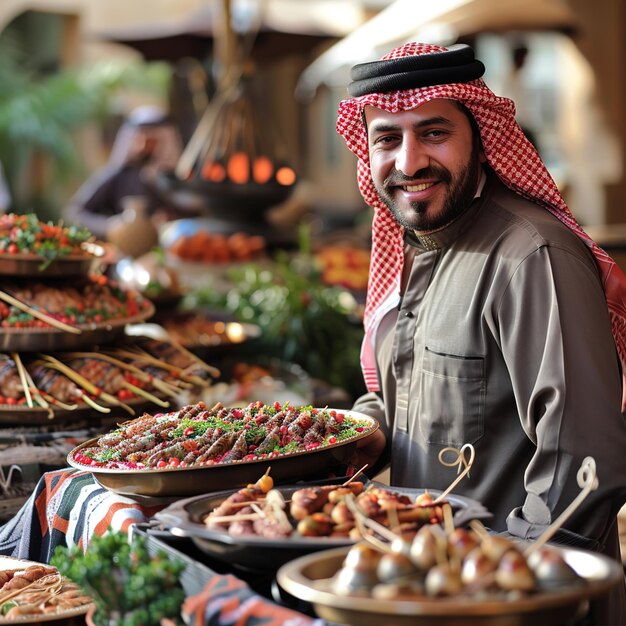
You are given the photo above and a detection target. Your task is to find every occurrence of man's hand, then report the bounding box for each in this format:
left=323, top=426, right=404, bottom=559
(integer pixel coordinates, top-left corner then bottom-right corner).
left=349, top=428, right=386, bottom=472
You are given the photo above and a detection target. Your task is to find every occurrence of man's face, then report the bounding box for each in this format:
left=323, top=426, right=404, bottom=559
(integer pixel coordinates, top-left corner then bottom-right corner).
left=131, top=128, right=159, bottom=161
left=365, top=99, right=485, bottom=233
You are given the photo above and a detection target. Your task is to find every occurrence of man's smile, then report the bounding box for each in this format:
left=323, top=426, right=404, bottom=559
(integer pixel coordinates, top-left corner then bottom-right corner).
left=402, top=181, right=437, bottom=192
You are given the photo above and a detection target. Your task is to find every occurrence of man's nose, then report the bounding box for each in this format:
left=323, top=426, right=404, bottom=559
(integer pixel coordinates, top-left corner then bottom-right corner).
left=396, top=138, right=429, bottom=177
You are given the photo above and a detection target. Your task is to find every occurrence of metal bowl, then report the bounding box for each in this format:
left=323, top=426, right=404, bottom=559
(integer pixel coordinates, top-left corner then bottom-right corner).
left=67, top=410, right=379, bottom=498
left=0, top=252, right=103, bottom=277
left=277, top=544, right=623, bottom=626
left=156, top=170, right=295, bottom=219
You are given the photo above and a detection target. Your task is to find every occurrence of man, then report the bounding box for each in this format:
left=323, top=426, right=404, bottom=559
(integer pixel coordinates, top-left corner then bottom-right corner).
left=337, top=42, right=626, bottom=623
left=64, top=105, right=183, bottom=240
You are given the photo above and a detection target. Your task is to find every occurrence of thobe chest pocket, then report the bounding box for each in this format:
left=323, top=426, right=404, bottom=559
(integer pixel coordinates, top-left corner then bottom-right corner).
left=417, top=347, right=485, bottom=446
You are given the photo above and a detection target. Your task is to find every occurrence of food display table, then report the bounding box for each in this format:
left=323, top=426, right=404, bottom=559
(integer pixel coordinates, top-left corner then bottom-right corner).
left=0, top=466, right=621, bottom=626
left=0, top=467, right=338, bottom=626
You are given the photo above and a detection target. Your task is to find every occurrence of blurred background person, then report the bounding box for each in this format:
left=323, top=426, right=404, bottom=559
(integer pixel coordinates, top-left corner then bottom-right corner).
left=63, top=105, right=183, bottom=243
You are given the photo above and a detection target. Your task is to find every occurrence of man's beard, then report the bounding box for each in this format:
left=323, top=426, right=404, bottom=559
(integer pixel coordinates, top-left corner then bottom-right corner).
left=376, top=152, right=481, bottom=233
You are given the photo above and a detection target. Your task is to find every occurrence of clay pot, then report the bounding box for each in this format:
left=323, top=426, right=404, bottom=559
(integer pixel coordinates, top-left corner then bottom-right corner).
left=106, top=195, right=159, bottom=259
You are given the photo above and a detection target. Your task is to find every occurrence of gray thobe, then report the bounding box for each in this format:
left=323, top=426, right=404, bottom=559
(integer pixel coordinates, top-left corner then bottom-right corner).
left=353, top=173, right=626, bottom=623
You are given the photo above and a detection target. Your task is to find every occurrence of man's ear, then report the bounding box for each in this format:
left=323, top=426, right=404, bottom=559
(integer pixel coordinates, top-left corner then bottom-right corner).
left=479, top=149, right=487, bottom=164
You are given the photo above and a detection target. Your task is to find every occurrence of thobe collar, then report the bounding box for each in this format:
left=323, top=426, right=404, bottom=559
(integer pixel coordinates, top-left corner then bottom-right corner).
left=405, top=169, right=488, bottom=251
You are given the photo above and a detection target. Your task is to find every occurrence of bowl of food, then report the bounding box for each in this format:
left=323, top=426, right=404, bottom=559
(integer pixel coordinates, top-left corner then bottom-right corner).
left=276, top=530, right=623, bottom=626
left=0, top=213, right=103, bottom=276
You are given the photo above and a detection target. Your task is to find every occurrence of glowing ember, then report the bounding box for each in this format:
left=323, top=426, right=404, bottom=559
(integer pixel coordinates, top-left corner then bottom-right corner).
left=276, top=166, right=297, bottom=186
left=227, top=152, right=250, bottom=184
left=202, top=161, right=226, bottom=182
left=253, top=156, right=274, bottom=184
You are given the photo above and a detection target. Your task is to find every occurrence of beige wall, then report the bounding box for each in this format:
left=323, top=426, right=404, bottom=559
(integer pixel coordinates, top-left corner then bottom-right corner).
left=567, top=0, right=625, bottom=225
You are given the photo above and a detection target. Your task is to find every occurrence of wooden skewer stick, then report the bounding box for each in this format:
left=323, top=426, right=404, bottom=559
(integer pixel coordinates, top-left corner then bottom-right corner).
left=524, top=456, right=598, bottom=557
left=217, top=496, right=294, bottom=510
left=343, top=494, right=395, bottom=551
left=124, top=324, right=220, bottom=377
left=28, top=395, right=54, bottom=419
left=206, top=512, right=264, bottom=524
left=158, top=332, right=220, bottom=377
left=122, top=381, right=170, bottom=408
left=33, top=388, right=77, bottom=412
left=469, top=519, right=490, bottom=539
left=181, top=353, right=220, bottom=377
left=442, top=502, right=455, bottom=536
left=0, top=573, right=64, bottom=605
left=343, top=464, right=369, bottom=485
left=18, top=369, right=51, bottom=412
left=386, top=504, right=401, bottom=534
left=39, top=357, right=134, bottom=415
left=112, top=348, right=206, bottom=387
left=12, top=352, right=34, bottom=408
left=140, top=377, right=183, bottom=398
left=66, top=351, right=180, bottom=399
left=0, top=289, right=81, bottom=334
left=78, top=392, right=111, bottom=414
left=433, top=443, right=475, bottom=503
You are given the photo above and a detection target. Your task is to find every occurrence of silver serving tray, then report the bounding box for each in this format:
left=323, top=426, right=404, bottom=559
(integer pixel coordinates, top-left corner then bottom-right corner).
left=155, top=484, right=492, bottom=570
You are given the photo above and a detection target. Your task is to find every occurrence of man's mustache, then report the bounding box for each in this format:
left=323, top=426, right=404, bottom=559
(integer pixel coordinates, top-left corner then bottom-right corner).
left=384, top=166, right=451, bottom=186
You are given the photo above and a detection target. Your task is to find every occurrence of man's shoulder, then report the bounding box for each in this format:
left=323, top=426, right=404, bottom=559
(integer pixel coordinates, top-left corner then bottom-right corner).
left=481, top=178, right=590, bottom=260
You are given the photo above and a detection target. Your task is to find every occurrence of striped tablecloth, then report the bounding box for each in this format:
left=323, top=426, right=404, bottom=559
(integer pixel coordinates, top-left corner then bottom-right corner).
left=0, top=468, right=337, bottom=626
left=0, top=468, right=160, bottom=561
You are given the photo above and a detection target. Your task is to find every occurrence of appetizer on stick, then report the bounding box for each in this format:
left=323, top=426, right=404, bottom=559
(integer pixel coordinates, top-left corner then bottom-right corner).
left=204, top=478, right=447, bottom=541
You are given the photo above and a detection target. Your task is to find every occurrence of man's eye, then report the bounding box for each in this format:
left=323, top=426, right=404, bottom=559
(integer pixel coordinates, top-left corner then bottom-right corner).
left=424, top=129, right=447, bottom=138
left=373, top=135, right=398, bottom=145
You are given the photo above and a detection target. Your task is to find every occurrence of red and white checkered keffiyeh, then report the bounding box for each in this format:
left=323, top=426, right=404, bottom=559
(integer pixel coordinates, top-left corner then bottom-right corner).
left=336, top=42, right=626, bottom=409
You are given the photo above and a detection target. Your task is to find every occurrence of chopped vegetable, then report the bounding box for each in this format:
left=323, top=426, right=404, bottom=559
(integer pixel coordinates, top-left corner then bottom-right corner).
left=0, top=213, right=94, bottom=269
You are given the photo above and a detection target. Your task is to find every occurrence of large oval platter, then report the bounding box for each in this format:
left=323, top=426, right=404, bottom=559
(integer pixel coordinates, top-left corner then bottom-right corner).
left=0, top=303, right=155, bottom=352
left=67, top=406, right=379, bottom=498
left=276, top=544, right=623, bottom=626
left=155, top=485, right=492, bottom=571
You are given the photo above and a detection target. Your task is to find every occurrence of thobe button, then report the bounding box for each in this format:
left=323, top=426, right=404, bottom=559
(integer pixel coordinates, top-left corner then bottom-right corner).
left=404, top=311, right=414, bottom=318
